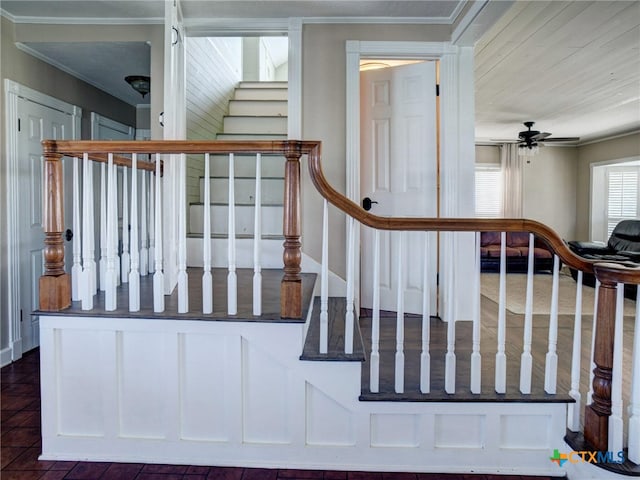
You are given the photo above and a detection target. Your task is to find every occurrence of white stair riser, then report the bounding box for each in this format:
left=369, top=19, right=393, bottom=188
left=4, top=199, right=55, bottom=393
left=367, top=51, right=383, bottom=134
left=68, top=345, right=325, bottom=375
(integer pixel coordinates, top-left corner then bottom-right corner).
left=223, top=116, right=287, bottom=134
left=216, top=133, right=287, bottom=141
left=189, top=204, right=283, bottom=236
left=186, top=237, right=284, bottom=268
left=229, top=100, right=287, bottom=116
left=239, top=81, right=287, bottom=89
left=208, top=154, right=285, bottom=177
left=199, top=177, right=284, bottom=205
left=234, top=88, right=288, bottom=101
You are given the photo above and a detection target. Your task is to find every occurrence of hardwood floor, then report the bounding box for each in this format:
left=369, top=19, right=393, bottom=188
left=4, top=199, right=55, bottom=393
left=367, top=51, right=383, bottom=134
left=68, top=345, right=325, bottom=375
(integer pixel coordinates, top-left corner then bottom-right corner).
left=1, top=350, right=562, bottom=480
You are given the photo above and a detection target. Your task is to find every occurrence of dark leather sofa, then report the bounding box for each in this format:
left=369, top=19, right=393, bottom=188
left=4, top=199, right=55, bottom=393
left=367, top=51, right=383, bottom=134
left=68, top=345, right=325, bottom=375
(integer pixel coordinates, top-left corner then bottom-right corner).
left=568, top=219, right=640, bottom=298
left=480, top=231, right=555, bottom=273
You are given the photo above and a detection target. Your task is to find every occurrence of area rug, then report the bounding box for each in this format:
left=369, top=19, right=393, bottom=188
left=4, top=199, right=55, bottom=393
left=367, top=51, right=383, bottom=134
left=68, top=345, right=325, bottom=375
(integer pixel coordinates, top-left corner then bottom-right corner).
left=480, top=272, right=637, bottom=316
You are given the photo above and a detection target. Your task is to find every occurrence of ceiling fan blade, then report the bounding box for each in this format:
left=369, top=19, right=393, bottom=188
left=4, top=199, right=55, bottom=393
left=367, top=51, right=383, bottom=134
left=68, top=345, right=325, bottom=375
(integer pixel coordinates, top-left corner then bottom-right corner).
left=539, top=137, right=580, bottom=142
left=489, top=138, right=522, bottom=143
left=532, top=132, right=551, bottom=140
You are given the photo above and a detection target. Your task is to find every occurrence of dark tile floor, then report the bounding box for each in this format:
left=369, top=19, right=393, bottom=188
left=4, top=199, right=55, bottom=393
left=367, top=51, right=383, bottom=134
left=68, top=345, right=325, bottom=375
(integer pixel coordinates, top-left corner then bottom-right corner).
left=1, top=349, right=563, bottom=480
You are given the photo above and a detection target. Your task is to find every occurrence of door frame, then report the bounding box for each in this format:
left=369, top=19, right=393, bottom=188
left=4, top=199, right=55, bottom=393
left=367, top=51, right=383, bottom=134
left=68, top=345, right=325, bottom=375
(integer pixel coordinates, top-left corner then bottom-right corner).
left=345, top=41, right=476, bottom=321
left=4, top=79, right=81, bottom=361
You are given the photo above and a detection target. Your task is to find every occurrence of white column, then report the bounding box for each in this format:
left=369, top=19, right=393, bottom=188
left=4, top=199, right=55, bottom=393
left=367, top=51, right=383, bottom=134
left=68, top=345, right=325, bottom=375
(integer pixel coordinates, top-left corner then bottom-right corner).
left=609, top=283, right=625, bottom=454
left=227, top=153, right=237, bottom=315
left=520, top=233, right=535, bottom=394
left=369, top=228, right=380, bottom=393
left=120, top=166, right=130, bottom=284
left=153, top=154, right=165, bottom=312
left=104, top=154, right=117, bottom=311
left=344, top=216, right=356, bottom=355
left=544, top=255, right=560, bottom=394
left=470, top=231, right=481, bottom=394
left=319, top=199, right=329, bottom=354
left=177, top=154, right=189, bottom=313
left=253, top=153, right=262, bottom=316
left=495, top=231, right=507, bottom=394
left=202, top=153, right=213, bottom=314
left=395, top=231, right=405, bottom=394
left=71, top=156, right=82, bottom=301
left=421, top=231, right=432, bottom=394
left=627, top=284, right=640, bottom=463
left=128, top=154, right=140, bottom=312
left=567, top=270, right=583, bottom=431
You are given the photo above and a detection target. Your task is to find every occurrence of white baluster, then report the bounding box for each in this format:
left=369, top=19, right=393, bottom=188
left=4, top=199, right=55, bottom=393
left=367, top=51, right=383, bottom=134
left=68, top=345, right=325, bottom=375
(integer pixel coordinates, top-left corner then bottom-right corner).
left=495, top=231, right=507, bottom=394
left=105, top=154, right=117, bottom=311
left=114, top=167, right=120, bottom=287
left=202, top=153, right=213, bottom=314
left=609, top=282, right=624, bottom=454
left=470, top=231, right=481, bottom=394
left=319, top=199, right=329, bottom=354
left=567, top=270, right=584, bottom=431
left=129, top=154, right=140, bottom=312
left=345, top=217, right=356, bottom=355
left=627, top=284, right=640, bottom=463
left=587, top=279, right=600, bottom=405
left=121, top=166, right=130, bottom=284
left=370, top=228, right=380, bottom=393
left=140, top=171, right=148, bottom=276
left=71, top=156, right=82, bottom=301
left=395, top=232, right=405, bottom=393
left=81, top=153, right=94, bottom=310
left=445, top=232, right=456, bottom=394
left=544, top=255, right=560, bottom=394
left=519, top=233, right=535, bottom=394
left=148, top=171, right=155, bottom=274
left=227, top=153, right=237, bottom=315
left=99, top=162, right=107, bottom=290
left=421, top=231, right=432, bottom=394
left=253, top=153, right=262, bottom=316
left=87, top=159, right=97, bottom=298
left=177, top=154, right=189, bottom=313
left=153, top=154, right=164, bottom=312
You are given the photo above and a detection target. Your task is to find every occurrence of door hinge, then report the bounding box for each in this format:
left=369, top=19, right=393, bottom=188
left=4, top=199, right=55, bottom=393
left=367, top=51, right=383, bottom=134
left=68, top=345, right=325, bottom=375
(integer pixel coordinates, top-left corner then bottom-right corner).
left=18, top=118, right=21, bottom=132
left=20, top=309, right=23, bottom=323
left=436, top=84, right=440, bottom=97
left=436, top=273, right=439, bottom=286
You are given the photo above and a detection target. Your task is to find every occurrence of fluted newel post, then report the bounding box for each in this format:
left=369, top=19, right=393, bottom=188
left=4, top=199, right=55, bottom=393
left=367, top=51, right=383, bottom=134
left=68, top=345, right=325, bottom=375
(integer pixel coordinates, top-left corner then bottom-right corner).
left=39, top=144, right=70, bottom=311
left=584, top=265, right=618, bottom=451
left=281, top=141, right=302, bottom=319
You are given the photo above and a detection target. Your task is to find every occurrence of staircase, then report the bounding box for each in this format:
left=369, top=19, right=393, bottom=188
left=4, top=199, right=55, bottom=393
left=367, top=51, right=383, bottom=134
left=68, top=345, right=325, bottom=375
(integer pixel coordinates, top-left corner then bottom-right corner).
left=187, top=81, right=288, bottom=266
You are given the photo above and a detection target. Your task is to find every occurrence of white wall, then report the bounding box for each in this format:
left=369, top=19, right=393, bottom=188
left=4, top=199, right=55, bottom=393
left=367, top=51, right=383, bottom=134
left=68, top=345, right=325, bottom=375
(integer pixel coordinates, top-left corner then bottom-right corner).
left=522, top=146, right=578, bottom=240
left=185, top=36, right=242, bottom=207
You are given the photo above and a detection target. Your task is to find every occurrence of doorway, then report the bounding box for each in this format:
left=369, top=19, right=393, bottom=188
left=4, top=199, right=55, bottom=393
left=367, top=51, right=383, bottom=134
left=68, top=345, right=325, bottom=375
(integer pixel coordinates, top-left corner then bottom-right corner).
left=359, top=60, right=438, bottom=315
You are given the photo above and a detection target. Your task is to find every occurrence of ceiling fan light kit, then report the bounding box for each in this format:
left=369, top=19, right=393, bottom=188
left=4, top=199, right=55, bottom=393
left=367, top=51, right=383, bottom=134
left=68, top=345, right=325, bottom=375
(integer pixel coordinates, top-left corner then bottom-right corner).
left=125, top=75, right=151, bottom=98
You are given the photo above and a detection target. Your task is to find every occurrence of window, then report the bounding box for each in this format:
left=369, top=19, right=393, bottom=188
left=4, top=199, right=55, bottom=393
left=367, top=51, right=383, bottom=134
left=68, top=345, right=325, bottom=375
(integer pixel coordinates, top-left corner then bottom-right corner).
left=606, top=168, right=640, bottom=236
left=475, top=165, right=503, bottom=218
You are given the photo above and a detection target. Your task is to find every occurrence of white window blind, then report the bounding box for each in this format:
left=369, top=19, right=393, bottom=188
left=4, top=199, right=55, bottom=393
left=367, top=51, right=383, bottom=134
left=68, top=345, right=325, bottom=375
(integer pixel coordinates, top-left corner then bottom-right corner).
left=475, top=166, right=503, bottom=218
left=606, top=169, right=639, bottom=237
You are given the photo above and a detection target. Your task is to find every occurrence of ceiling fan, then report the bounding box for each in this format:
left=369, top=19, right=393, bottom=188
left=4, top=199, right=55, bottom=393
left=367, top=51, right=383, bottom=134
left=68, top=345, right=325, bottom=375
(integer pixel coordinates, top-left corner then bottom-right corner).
left=493, top=121, right=580, bottom=150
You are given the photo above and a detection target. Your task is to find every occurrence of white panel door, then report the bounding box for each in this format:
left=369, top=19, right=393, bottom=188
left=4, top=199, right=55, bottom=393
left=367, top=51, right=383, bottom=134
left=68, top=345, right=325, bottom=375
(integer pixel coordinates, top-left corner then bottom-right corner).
left=360, top=61, right=438, bottom=314
left=18, top=99, right=74, bottom=352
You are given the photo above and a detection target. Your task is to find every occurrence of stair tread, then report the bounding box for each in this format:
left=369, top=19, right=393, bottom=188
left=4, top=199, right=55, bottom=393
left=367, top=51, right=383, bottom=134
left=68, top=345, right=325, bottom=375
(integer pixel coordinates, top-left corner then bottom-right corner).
left=300, top=297, right=366, bottom=363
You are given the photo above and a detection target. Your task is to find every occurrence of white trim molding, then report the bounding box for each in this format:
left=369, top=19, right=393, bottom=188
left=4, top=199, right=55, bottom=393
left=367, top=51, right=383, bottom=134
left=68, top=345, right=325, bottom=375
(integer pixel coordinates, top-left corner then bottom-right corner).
left=4, top=79, right=82, bottom=361
left=287, top=18, right=302, bottom=139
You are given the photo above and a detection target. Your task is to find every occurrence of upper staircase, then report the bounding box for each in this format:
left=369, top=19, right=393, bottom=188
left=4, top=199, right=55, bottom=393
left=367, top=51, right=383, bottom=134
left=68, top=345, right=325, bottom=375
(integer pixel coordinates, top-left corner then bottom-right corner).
left=188, top=81, right=287, bottom=246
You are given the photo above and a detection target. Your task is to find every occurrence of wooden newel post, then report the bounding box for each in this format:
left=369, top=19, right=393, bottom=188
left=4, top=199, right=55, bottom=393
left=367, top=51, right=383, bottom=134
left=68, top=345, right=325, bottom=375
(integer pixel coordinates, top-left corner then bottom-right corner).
left=39, top=142, right=71, bottom=311
left=584, top=264, right=618, bottom=451
left=281, top=141, right=303, bottom=319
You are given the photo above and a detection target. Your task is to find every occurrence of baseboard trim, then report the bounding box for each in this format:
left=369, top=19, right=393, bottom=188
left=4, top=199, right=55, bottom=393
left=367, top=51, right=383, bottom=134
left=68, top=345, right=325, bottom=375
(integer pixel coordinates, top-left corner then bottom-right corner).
left=1, top=346, right=13, bottom=367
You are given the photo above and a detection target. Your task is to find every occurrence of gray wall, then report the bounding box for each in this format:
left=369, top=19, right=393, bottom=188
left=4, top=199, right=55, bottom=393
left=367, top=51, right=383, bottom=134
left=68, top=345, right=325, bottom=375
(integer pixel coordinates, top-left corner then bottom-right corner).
left=301, top=23, right=451, bottom=277
left=575, top=132, right=640, bottom=240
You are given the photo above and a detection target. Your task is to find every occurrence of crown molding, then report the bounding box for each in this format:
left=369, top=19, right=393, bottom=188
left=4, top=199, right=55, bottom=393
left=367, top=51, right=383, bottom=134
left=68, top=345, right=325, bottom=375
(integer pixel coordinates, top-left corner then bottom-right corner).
left=1, top=9, right=162, bottom=25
